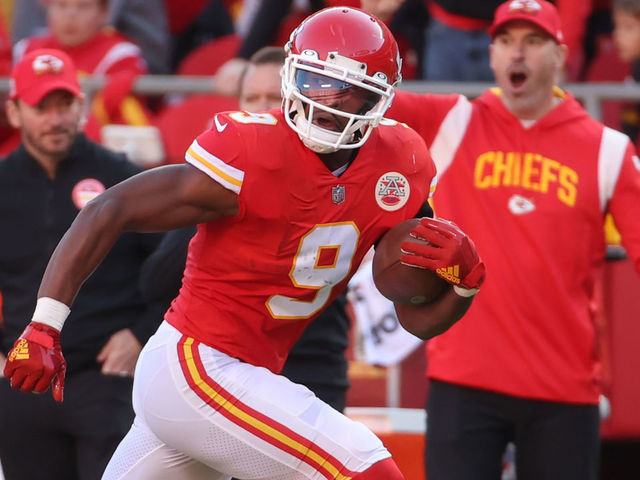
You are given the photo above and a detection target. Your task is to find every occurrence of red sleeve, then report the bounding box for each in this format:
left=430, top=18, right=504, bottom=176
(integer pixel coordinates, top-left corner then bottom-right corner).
left=387, top=90, right=462, bottom=148
left=609, top=141, right=640, bottom=274
left=94, top=36, right=150, bottom=125
left=102, top=53, right=147, bottom=76
left=94, top=31, right=148, bottom=75
left=184, top=111, right=249, bottom=194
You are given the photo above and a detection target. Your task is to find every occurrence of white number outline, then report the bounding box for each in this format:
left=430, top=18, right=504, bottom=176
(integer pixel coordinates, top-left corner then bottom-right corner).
left=266, top=222, right=360, bottom=320
left=228, top=111, right=278, bottom=125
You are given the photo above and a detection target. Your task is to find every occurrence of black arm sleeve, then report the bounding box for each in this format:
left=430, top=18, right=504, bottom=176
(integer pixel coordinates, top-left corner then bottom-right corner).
left=414, top=200, right=434, bottom=218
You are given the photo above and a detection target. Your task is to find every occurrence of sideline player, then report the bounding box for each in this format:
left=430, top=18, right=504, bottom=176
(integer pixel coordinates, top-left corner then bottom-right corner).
left=4, top=7, right=485, bottom=479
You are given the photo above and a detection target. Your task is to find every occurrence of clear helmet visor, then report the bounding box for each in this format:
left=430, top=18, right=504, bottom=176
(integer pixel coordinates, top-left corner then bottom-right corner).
left=294, top=70, right=382, bottom=116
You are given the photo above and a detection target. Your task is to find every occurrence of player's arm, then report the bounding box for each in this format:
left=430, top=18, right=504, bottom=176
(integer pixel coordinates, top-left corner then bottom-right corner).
left=608, top=142, right=640, bottom=274
left=40, top=164, right=237, bottom=304
left=394, top=217, right=485, bottom=340
left=3, top=164, right=237, bottom=400
left=386, top=90, right=462, bottom=145
left=394, top=287, right=474, bottom=340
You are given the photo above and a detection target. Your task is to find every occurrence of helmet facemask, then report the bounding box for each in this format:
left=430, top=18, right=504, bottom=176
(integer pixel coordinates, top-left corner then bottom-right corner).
left=282, top=49, right=399, bottom=153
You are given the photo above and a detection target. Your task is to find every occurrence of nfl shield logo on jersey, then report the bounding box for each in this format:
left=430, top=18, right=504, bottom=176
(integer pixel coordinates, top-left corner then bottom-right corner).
left=332, top=185, right=346, bottom=204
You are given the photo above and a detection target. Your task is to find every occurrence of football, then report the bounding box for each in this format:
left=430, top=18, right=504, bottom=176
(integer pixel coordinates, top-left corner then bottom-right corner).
left=372, top=218, right=449, bottom=305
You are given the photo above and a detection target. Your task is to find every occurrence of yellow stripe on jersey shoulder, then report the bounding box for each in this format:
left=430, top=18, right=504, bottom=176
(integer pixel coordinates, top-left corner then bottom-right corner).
left=429, top=173, right=438, bottom=198
left=186, top=140, right=245, bottom=194
left=380, top=117, right=410, bottom=128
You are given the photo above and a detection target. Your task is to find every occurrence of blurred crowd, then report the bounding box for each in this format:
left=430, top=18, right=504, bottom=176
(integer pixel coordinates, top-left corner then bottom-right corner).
left=0, top=0, right=639, bottom=164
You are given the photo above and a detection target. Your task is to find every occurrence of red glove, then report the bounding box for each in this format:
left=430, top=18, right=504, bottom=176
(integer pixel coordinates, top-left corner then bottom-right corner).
left=400, top=217, right=486, bottom=293
left=3, top=322, right=66, bottom=402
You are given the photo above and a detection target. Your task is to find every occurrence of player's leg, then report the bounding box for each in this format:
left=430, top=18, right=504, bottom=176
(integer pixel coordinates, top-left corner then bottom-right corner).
left=425, top=380, right=511, bottom=480
left=102, top=416, right=227, bottom=480
left=351, top=458, right=404, bottom=478
left=101, top=323, right=229, bottom=480
left=515, top=401, right=600, bottom=480
left=291, top=381, right=348, bottom=413
left=132, top=321, right=402, bottom=479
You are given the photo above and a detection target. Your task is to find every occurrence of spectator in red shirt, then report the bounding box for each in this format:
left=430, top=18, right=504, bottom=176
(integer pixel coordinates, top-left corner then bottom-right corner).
left=11, top=0, right=170, bottom=74
left=13, top=0, right=153, bottom=143
left=384, top=2, right=640, bottom=479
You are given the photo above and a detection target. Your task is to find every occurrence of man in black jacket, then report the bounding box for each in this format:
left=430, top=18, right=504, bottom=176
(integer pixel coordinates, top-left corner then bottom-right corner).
left=0, top=48, right=162, bottom=480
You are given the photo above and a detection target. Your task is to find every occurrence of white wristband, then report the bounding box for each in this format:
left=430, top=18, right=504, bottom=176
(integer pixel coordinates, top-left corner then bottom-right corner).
left=453, top=285, right=479, bottom=298
left=32, top=297, right=71, bottom=332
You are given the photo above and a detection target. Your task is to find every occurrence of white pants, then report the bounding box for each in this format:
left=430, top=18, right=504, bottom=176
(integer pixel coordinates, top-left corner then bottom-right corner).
left=102, top=322, right=390, bottom=479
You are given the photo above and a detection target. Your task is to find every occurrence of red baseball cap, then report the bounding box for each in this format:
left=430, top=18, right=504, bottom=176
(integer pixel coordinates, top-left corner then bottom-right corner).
left=488, top=0, right=564, bottom=44
left=9, top=48, right=84, bottom=106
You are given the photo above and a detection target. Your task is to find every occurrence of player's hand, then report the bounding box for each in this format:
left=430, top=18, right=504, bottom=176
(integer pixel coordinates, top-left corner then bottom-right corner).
left=3, top=322, right=66, bottom=402
left=400, top=217, right=485, bottom=292
left=96, top=328, right=141, bottom=377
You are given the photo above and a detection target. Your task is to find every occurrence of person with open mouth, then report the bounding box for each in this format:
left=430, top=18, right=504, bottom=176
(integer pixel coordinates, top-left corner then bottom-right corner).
left=381, top=0, right=640, bottom=479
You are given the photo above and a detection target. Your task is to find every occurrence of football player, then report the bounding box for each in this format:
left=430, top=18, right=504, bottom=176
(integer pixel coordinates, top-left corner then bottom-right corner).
left=4, top=7, right=484, bottom=479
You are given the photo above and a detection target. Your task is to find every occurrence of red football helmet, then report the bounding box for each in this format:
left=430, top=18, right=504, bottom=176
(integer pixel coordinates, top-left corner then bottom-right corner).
left=282, top=7, right=402, bottom=153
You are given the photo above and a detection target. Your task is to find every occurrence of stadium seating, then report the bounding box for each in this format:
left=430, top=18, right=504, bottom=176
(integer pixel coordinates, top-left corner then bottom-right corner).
left=154, top=94, right=239, bottom=164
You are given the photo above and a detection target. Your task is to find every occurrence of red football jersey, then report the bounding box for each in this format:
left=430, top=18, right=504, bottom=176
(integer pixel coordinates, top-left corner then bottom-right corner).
left=389, top=88, right=640, bottom=404
left=165, top=110, right=437, bottom=373
left=14, top=27, right=146, bottom=76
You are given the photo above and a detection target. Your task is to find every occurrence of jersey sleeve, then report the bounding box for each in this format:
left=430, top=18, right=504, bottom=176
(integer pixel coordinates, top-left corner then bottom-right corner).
left=608, top=140, right=640, bottom=274
left=99, top=40, right=147, bottom=75
left=185, top=112, right=246, bottom=195
left=387, top=90, right=463, bottom=148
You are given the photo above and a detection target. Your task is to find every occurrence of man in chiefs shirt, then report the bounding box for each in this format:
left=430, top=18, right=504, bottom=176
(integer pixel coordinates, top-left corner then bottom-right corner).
left=387, top=1, right=640, bottom=479
left=3, top=7, right=485, bottom=480
left=13, top=0, right=152, bottom=142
